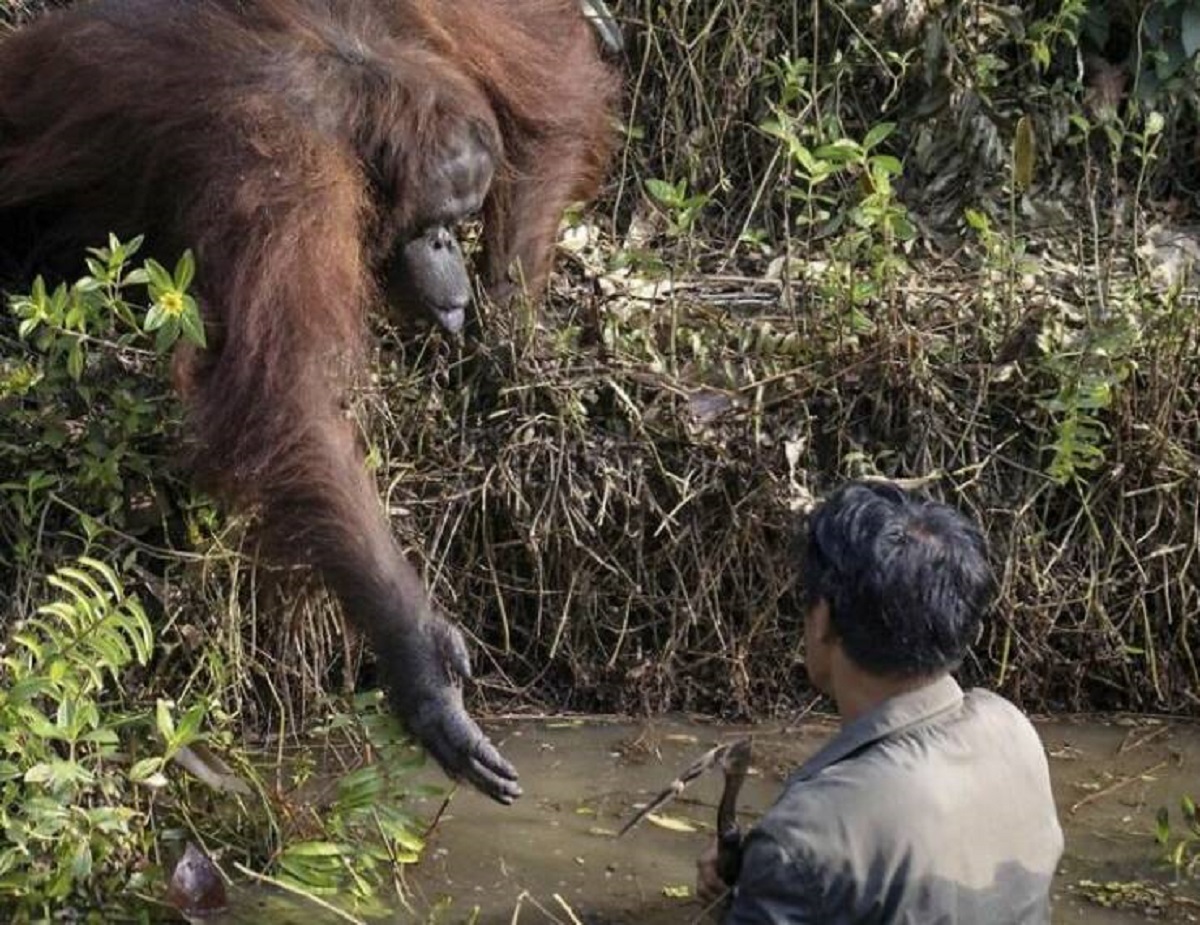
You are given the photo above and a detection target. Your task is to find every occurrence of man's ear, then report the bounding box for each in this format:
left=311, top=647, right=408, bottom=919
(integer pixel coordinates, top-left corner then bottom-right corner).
left=810, top=598, right=836, bottom=644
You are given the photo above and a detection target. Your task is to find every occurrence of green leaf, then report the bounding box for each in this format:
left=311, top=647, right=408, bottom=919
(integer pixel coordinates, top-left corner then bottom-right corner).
left=76, top=557, right=121, bottom=599
left=22, top=763, right=55, bottom=785
left=67, top=341, right=85, bottom=382
left=70, top=841, right=93, bottom=882
left=129, top=757, right=164, bottom=783
left=964, top=208, right=991, bottom=234
left=55, top=564, right=108, bottom=602
left=336, top=767, right=383, bottom=812
left=80, top=727, right=119, bottom=747
left=155, top=318, right=181, bottom=352
left=175, top=249, right=195, bottom=291
left=24, top=759, right=93, bottom=790
left=174, top=702, right=207, bottom=747
left=862, top=122, right=896, bottom=150
left=1031, top=41, right=1050, bottom=71
left=871, top=154, right=903, bottom=176
left=285, top=841, right=352, bottom=857
left=792, top=144, right=819, bottom=176
left=813, top=142, right=860, bottom=163
left=759, top=118, right=786, bottom=139
left=143, top=259, right=174, bottom=293
left=180, top=304, right=207, bottom=348
left=645, top=178, right=680, bottom=206
left=144, top=303, right=166, bottom=332
left=377, top=813, right=425, bottom=854
left=891, top=216, right=917, bottom=242
left=1182, top=5, right=1200, bottom=59
left=156, top=699, right=176, bottom=743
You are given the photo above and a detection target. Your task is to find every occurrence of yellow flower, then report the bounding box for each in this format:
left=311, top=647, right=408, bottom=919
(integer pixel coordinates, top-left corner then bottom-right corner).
left=159, top=291, right=185, bottom=318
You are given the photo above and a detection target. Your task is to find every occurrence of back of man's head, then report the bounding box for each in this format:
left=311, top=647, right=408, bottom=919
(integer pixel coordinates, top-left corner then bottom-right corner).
left=800, top=480, right=995, bottom=678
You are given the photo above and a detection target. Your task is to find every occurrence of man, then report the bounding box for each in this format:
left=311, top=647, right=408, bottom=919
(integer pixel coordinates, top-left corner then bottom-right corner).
left=698, top=480, right=1063, bottom=923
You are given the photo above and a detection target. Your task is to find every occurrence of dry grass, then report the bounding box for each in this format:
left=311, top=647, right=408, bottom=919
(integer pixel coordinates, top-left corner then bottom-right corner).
left=340, top=225, right=1199, bottom=720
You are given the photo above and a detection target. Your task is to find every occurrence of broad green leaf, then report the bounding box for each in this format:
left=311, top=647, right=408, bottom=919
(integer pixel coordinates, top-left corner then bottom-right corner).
left=645, top=178, right=680, bottom=206
left=143, top=259, right=174, bottom=293
left=155, top=318, right=181, bottom=352
left=813, top=141, right=861, bottom=163
left=180, top=305, right=207, bottom=348
left=70, top=841, right=92, bottom=881
left=144, top=303, right=166, bottom=332
left=862, top=122, right=896, bottom=150
left=872, top=154, right=903, bottom=176
left=175, top=249, right=196, bottom=290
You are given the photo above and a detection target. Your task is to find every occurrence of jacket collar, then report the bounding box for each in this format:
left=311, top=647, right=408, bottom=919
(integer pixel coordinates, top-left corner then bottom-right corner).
left=788, top=675, right=965, bottom=784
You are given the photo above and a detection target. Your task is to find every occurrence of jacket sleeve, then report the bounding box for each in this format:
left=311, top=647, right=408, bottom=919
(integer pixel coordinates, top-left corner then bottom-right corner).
left=723, top=830, right=824, bottom=924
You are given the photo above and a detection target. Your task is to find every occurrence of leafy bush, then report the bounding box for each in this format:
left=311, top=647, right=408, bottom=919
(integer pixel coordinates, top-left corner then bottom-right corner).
left=0, top=234, right=199, bottom=557
left=1, top=238, right=436, bottom=918
left=1157, top=793, right=1200, bottom=880
left=0, top=556, right=213, bottom=918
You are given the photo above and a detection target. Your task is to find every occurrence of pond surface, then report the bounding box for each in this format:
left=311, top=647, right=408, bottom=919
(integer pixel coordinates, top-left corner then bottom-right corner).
left=211, top=713, right=1200, bottom=924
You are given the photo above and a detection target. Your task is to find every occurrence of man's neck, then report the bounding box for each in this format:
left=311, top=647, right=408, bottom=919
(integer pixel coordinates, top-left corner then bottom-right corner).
left=833, top=667, right=947, bottom=725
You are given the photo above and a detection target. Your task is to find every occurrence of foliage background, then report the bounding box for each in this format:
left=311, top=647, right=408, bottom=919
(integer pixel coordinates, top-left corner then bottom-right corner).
left=1, top=0, right=1199, bottom=737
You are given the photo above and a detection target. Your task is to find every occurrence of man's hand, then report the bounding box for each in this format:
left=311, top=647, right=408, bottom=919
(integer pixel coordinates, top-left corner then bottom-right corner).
left=697, top=836, right=730, bottom=907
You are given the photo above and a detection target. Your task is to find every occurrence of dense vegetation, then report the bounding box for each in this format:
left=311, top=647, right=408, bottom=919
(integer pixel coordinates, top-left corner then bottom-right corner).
left=1, top=0, right=1199, bottom=917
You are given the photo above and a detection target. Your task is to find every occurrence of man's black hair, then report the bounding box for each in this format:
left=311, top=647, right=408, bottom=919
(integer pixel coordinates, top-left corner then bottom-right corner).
left=799, top=480, right=995, bottom=677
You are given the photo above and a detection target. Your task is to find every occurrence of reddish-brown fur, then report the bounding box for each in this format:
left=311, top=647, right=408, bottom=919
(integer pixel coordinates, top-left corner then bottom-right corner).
left=0, top=0, right=619, bottom=802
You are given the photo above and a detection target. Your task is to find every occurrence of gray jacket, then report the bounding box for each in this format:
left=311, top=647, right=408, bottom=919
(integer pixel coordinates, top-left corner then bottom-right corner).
left=725, top=677, right=1063, bottom=924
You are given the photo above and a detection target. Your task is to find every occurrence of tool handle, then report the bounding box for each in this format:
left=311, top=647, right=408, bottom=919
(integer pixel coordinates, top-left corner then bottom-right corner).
left=716, top=825, right=744, bottom=887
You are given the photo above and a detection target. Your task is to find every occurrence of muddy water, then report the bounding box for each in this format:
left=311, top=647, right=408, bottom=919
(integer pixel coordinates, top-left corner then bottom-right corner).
left=403, top=715, right=1200, bottom=924
left=214, top=714, right=1200, bottom=924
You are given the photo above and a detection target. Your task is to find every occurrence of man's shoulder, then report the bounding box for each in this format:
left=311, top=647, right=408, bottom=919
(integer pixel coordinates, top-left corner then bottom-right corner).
left=960, top=687, right=1046, bottom=752
left=962, top=685, right=1031, bottom=719
left=757, top=687, right=1048, bottom=842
